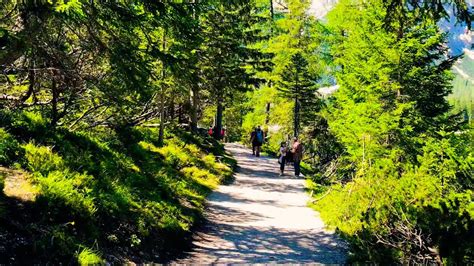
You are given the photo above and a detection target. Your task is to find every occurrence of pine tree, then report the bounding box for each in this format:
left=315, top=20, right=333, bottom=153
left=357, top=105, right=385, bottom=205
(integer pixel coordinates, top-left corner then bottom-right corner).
left=199, top=1, right=265, bottom=139
left=278, top=53, right=320, bottom=137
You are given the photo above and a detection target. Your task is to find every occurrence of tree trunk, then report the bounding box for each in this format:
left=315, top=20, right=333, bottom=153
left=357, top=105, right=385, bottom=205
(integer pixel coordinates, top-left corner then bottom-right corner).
left=158, top=97, right=165, bottom=146
left=51, top=79, right=59, bottom=127
left=214, top=94, right=223, bottom=139
left=190, top=85, right=199, bottom=131
left=158, top=28, right=167, bottom=146
left=269, top=0, right=274, bottom=30
left=294, top=96, right=299, bottom=137
left=265, top=102, right=271, bottom=125
left=294, top=73, right=300, bottom=137
left=169, top=96, right=175, bottom=122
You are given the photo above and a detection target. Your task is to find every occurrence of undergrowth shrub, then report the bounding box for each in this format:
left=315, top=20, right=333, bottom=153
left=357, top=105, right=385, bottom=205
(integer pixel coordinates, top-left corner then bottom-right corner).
left=36, top=171, right=96, bottom=218
left=8, top=111, right=49, bottom=140
left=0, top=111, right=235, bottom=263
left=23, top=143, right=64, bottom=174
left=312, top=134, right=474, bottom=263
left=0, top=128, right=24, bottom=166
left=77, top=247, right=103, bottom=266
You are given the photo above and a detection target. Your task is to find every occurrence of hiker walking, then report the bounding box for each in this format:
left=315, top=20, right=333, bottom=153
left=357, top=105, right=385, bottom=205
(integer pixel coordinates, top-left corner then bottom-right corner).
left=250, top=126, right=264, bottom=157
left=278, top=142, right=288, bottom=176
left=250, top=128, right=257, bottom=155
left=291, top=137, right=303, bottom=177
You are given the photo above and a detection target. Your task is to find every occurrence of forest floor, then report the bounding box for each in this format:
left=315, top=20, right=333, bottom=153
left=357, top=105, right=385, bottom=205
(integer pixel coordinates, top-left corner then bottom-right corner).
left=172, top=143, right=348, bottom=264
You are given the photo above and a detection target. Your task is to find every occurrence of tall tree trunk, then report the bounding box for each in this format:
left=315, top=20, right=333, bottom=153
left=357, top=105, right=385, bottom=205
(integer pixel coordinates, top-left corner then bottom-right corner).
left=158, top=97, right=165, bottom=146
left=265, top=102, right=271, bottom=125
left=266, top=0, right=274, bottom=125
left=190, top=85, right=199, bottom=132
left=270, top=0, right=274, bottom=34
left=158, top=29, right=167, bottom=146
left=21, top=61, right=35, bottom=103
left=214, top=93, right=223, bottom=139
left=169, top=96, right=175, bottom=121
left=294, top=96, right=299, bottom=137
left=294, top=73, right=300, bottom=137
left=51, top=79, right=59, bottom=127
left=190, top=1, right=200, bottom=132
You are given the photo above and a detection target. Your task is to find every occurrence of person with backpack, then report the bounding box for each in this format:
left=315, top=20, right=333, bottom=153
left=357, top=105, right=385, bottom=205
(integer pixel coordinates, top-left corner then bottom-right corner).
left=291, top=136, right=303, bottom=177
left=252, top=126, right=264, bottom=157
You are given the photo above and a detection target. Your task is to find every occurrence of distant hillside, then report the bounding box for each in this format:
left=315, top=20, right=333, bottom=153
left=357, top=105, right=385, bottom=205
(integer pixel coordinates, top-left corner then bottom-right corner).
left=450, top=57, right=474, bottom=122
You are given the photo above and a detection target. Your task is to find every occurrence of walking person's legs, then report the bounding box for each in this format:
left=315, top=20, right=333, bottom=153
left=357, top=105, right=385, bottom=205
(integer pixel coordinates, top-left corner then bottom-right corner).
left=280, top=156, right=286, bottom=176
left=256, top=145, right=261, bottom=157
left=252, top=144, right=256, bottom=155
left=294, top=159, right=301, bottom=177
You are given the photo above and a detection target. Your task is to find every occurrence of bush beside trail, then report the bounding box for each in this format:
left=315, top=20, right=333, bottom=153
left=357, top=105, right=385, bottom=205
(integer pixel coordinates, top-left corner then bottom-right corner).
left=0, top=111, right=235, bottom=264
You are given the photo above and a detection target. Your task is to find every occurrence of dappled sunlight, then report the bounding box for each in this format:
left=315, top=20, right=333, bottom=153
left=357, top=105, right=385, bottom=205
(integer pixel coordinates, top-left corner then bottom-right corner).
left=172, top=143, right=347, bottom=264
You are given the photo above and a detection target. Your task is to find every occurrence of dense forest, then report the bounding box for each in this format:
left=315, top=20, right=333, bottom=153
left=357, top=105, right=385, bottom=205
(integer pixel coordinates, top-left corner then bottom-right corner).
left=0, top=0, right=473, bottom=264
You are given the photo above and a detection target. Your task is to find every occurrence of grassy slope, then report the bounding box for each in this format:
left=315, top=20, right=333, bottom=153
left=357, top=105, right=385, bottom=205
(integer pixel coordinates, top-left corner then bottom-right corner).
left=0, top=111, right=235, bottom=264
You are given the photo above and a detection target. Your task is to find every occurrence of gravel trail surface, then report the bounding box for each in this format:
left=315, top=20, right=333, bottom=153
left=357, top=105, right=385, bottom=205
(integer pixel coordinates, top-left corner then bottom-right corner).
left=174, top=143, right=347, bottom=264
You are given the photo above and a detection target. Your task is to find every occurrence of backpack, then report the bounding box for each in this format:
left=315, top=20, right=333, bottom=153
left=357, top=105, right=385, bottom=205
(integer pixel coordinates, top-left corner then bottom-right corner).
left=256, top=130, right=263, bottom=142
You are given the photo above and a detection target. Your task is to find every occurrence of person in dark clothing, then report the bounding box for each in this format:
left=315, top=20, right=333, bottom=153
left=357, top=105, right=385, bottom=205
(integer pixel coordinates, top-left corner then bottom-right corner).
left=254, top=126, right=264, bottom=157
left=278, top=142, right=288, bottom=176
left=250, top=128, right=257, bottom=155
left=250, top=126, right=264, bottom=156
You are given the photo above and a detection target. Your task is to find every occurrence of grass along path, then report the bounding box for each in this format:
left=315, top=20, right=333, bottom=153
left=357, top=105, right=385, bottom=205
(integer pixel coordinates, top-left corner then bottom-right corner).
left=173, top=143, right=347, bottom=264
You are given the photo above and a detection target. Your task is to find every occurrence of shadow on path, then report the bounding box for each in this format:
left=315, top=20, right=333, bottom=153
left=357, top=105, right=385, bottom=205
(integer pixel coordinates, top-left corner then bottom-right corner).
left=171, top=143, right=347, bottom=264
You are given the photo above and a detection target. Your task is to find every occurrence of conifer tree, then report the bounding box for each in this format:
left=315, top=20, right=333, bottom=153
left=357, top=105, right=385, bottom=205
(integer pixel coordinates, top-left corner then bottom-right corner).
left=199, top=1, right=264, bottom=139
left=278, top=53, right=320, bottom=137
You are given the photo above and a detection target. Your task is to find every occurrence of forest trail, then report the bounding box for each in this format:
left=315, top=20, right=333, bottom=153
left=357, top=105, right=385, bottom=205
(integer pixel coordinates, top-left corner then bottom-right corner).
left=173, top=143, right=347, bottom=264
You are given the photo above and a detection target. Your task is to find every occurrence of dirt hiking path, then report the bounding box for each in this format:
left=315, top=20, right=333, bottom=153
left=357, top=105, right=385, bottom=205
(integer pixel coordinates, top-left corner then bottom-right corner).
left=174, top=143, right=347, bottom=264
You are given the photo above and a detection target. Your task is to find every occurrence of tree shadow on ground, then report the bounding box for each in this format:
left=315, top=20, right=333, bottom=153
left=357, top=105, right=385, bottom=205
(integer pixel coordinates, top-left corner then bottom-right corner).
left=169, top=222, right=347, bottom=264
left=165, top=144, right=347, bottom=264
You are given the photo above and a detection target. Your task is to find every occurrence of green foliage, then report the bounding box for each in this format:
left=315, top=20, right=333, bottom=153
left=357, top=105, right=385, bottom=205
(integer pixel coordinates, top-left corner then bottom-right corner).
left=278, top=52, right=322, bottom=136
left=309, top=0, right=474, bottom=263
left=0, top=111, right=234, bottom=262
left=23, top=143, right=64, bottom=175
left=242, top=85, right=293, bottom=154
left=77, top=247, right=103, bottom=266
left=1, top=0, right=472, bottom=263
left=314, top=134, right=473, bottom=262
left=0, top=128, right=23, bottom=166
left=36, top=170, right=97, bottom=218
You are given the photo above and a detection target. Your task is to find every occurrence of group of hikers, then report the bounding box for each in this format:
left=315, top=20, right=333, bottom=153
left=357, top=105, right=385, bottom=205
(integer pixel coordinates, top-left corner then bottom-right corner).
left=249, top=126, right=303, bottom=178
